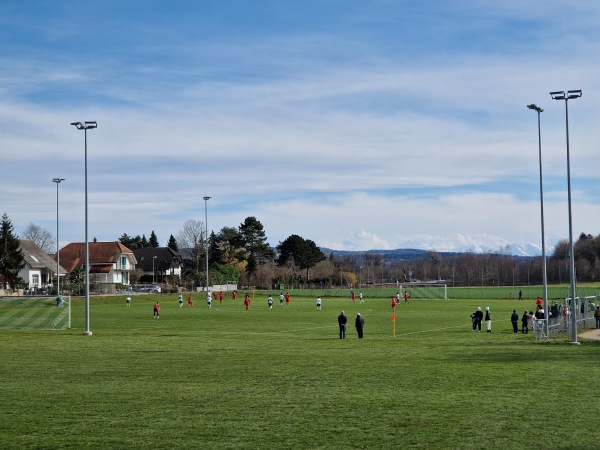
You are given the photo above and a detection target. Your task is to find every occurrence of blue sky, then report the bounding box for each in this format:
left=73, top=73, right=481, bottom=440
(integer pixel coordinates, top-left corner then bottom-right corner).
left=1, top=1, right=599, bottom=254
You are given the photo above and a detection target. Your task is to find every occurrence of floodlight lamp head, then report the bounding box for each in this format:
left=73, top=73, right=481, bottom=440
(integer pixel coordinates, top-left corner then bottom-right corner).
left=52, top=178, right=65, bottom=183
left=527, top=104, right=543, bottom=112
left=567, top=89, right=582, bottom=99
left=550, top=91, right=566, bottom=100
left=203, top=196, right=211, bottom=201
left=71, top=121, right=97, bottom=130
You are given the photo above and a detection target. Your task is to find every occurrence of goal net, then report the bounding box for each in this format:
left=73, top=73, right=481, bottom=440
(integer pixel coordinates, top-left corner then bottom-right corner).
left=399, top=284, right=448, bottom=300
left=0, top=296, right=71, bottom=331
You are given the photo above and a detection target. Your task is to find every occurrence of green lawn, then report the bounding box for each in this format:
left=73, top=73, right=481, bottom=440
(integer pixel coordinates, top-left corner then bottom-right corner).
left=2, top=293, right=599, bottom=449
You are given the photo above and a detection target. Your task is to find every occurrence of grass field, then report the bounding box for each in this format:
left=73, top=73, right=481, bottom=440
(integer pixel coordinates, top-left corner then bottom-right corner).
left=2, top=292, right=600, bottom=449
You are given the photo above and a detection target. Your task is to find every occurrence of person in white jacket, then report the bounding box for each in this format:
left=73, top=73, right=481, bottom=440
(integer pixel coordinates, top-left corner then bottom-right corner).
left=485, top=306, right=492, bottom=332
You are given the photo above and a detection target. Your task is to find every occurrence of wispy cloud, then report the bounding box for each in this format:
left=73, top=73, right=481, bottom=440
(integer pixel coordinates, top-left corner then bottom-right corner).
left=1, top=0, right=599, bottom=253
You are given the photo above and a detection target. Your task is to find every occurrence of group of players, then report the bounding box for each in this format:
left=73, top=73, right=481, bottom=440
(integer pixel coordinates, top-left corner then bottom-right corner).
left=149, top=290, right=412, bottom=319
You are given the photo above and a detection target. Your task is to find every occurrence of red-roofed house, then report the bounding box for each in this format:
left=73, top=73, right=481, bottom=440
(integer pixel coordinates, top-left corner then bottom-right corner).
left=56, top=241, right=137, bottom=292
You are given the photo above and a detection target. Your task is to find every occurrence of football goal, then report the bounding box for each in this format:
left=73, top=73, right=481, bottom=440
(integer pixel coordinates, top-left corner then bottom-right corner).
left=400, top=283, right=448, bottom=300
left=0, top=296, right=71, bottom=331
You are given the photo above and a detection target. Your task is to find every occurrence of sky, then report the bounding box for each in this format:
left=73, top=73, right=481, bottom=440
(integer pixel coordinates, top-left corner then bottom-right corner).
left=1, top=0, right=600, bottom=255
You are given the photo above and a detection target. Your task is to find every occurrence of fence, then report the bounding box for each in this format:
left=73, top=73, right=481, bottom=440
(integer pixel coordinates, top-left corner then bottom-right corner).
left=535, top=295, right=598, bottom=340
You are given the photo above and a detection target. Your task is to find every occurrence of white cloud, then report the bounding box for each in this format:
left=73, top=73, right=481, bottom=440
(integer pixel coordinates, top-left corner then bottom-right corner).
left=2, top=1, right=600, bottom=254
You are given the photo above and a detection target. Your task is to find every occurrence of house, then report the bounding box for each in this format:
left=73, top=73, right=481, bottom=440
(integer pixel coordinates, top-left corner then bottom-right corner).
left=132, top=247, right=183, bottom=284
left=57, top=241, right=137, bottom=293
left=18, top=239, right=68, bottom=294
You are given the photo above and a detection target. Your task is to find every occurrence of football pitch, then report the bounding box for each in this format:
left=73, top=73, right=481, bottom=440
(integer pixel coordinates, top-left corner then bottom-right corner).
left=2, top=293, right=599, bottom=449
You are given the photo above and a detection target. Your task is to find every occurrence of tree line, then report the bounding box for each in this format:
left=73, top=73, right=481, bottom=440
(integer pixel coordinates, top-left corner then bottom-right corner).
left=3, top=209, right=600, bottom=291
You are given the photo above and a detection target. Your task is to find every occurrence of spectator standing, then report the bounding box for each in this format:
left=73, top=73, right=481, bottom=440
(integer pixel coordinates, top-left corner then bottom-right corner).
left=472, top=307, right=483, bottom=332
left=355, top=313, right=364, bottom=338
left=528, top=310, right=535, bottom=333
left=338, top=311, right=347, bottom=339
left=594, top=306, right=600, bottom=328
left=511, top=310, right=519, bottom=333
left=521, top=310, right=529, bottom=333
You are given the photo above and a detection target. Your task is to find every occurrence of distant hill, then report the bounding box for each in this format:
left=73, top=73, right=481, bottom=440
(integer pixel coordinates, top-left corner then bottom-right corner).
left=320, top=248, right=458, bottom=262
left=320, top=247, right=534, bottom=262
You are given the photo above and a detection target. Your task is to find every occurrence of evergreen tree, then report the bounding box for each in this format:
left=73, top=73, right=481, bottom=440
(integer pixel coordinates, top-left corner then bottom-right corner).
left=209, top=231, right=224, bottom=266
left=239, top=216, right=274, bottom=275
left=277, top=234, right=326, bottom=281
left=0, top=213, right=25, bottom=289
left=119, top=233, right=137, bottom=249
left=149, top=231, right=159, bottom=248
left=167, top=234, right=178, bottom=251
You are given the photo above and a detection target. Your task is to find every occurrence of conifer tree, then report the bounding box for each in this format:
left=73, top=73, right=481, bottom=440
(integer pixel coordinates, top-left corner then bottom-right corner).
left=167, top=234, right=178, bottom=251
left=149, top=231, right=159, bottom=248
left=0, top=213, right=25, bottom=289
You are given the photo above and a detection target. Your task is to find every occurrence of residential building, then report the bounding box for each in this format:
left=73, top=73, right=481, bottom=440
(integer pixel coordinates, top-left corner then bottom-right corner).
left=57, top=241, right=136, bottom=293
left=18, top=239, right=67, bottom=294
left=132, top=247, right=183, bottom=284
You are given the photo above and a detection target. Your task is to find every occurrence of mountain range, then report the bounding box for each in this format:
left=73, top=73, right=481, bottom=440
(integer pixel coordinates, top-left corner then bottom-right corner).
left=321, top=242, right=548, bottom=261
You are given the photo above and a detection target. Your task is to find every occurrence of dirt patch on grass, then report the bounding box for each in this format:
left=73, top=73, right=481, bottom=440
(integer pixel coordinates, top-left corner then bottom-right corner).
left=578, top=329, right=600, bottom=340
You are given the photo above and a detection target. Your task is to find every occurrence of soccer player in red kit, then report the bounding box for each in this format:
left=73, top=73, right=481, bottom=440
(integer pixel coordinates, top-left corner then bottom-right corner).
left=154, top=301, right=160, bottom=318
left=244, top=294, right=251, bottom=311
left=391, top=296, right=396, bottom=311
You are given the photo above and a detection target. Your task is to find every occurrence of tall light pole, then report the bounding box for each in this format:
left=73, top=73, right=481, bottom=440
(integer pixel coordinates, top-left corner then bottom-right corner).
left=152, top=256, right=157, bottom=284
left=52, top=178, right=65, bottom=297
left=550, top=89, right=582, bottom=344
left=527, top=104, right=549, bottom=337
left=70, top=121, right=97, bottom=337
left=203, top=196, right=211, bottom=298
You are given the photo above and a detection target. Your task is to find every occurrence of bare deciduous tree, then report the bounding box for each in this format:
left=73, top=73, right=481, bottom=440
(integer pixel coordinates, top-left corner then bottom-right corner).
left=22, top=223, right=54, bottom=253
left=176, top=219, right=205, bottom=275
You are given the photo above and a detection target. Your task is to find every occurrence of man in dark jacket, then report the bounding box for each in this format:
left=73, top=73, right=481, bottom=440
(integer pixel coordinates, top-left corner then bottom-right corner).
left=338, top=311, right=347, bottom=339
left=355, top=313, right=365, bottom=339
left=472, top=307, right=483, bottom=332
left=510, top=310, right=519, bottom=333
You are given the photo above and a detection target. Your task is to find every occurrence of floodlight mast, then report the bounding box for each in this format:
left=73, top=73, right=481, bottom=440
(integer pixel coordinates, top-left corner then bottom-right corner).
left=52, top=178, right=65, bottom=297
left=70, top=121, right=97, bottom=336
left=526, top=104, right=548, bottom=337
left=203, top=197, right=211, bottom=299
left=549, top=89, right=582, bottom=344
